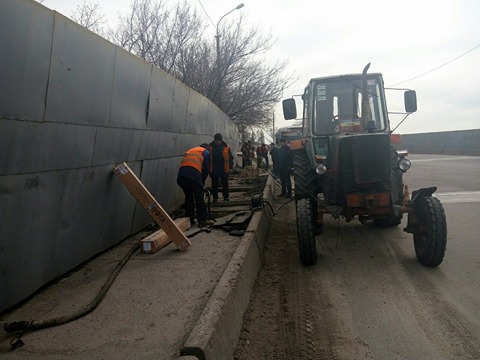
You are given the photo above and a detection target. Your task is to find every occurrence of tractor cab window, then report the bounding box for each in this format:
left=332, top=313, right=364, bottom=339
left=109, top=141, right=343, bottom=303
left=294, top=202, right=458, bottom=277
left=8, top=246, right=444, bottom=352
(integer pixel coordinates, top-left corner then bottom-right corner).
left=312, top=78, right=386, bottom=135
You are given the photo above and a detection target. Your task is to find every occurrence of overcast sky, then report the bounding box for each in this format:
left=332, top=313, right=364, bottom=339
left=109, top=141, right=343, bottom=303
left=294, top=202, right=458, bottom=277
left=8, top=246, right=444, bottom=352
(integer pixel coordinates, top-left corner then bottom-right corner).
left=40, top=0, right=480, bottom=134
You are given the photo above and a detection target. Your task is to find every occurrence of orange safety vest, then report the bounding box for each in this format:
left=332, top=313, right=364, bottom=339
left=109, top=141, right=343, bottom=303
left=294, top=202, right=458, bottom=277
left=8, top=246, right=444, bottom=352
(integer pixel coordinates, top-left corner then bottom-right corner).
left=209, top=144, right=231, bottom=173
left=257, top=145, right=268, bottom=156
left=180, top=146, right=206, bottom=173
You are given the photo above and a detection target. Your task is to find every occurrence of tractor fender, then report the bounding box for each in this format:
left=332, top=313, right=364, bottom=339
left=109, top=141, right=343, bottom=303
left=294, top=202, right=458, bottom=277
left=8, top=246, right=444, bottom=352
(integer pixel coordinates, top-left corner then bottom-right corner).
left=404, top=186, right=437, bottom=234
left=410, top=186, right=437, bottom=203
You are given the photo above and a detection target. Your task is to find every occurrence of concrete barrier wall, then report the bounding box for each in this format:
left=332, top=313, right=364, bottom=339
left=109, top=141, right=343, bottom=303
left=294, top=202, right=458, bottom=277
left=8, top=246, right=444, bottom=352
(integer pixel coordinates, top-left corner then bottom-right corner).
left=399, top=129, right=480, bottom=156
left=0, top=0, right=238, bottom=312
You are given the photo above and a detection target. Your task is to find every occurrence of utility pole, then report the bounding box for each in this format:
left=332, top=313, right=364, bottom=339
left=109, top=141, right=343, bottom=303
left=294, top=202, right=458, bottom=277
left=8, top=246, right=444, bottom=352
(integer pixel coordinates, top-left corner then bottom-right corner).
left=213, top=3, right=244, bottom=103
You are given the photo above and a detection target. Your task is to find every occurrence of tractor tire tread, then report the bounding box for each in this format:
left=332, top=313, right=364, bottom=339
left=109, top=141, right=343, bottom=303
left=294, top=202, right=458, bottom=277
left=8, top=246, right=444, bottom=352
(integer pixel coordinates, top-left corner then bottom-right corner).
left=296, top=198, right=317, bottom=266
left=293, top=150, right=320, bottom=197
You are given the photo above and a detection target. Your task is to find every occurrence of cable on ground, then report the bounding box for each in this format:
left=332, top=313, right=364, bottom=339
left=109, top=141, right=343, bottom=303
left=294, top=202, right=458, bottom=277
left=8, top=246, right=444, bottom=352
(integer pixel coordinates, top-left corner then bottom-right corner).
left=250, top=193, right=294, bottom=216
left=3, top=241, right=141, bottom=335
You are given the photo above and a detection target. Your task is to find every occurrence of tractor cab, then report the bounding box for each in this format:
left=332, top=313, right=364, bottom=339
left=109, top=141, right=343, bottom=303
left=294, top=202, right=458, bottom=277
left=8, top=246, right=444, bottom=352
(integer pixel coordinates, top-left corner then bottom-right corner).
left=283, top=66, right=418, bottom=152
left=309, top=74, right=388, bottom=135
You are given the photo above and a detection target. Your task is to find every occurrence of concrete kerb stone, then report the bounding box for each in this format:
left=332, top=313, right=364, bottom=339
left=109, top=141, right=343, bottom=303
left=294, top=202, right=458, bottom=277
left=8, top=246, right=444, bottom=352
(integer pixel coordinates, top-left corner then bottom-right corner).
left=180, top=176, right=275, bottom=360
left=250, top=176, right=275, bottom=257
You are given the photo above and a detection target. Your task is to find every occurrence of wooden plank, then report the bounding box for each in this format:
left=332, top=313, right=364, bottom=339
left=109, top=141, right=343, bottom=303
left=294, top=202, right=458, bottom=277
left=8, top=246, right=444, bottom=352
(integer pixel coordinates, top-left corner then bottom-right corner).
left=113, top=162, right=191, bottom=251
left=141, top=218, right=191, bottom=254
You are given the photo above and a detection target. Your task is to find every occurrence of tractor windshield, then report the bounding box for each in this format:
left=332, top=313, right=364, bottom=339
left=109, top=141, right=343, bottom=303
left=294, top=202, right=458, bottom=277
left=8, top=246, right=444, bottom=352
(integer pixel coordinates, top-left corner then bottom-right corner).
left=311, top=76, right=387, bottom=135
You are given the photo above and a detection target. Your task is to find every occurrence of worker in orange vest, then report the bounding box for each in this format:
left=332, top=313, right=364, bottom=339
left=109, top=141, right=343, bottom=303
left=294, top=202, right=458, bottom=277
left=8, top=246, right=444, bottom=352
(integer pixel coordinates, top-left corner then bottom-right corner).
left=209, top=133, right=234, bottom=202
left=177, top=143, right=214, bottom=227
left=256, top=143, right=269, bottom=169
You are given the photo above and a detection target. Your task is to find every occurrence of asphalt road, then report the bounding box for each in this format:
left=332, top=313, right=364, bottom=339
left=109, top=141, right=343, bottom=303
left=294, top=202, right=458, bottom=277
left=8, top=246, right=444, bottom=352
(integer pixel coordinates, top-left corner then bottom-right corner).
left=235, top=154, right=480, bottom=359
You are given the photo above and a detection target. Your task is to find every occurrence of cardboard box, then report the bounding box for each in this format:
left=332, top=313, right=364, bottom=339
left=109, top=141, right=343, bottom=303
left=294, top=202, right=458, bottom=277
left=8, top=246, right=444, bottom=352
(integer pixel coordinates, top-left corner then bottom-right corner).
left=113, top=162, right=191, bottom=251
left=141, top=217, right=191, bottom=254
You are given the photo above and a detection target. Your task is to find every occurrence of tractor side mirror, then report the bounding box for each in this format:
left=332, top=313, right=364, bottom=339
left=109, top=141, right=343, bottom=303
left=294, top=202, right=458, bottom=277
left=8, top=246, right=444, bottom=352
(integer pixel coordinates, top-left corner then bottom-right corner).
left=282, top=98, right=297, bottom=120
left=404, top=90, right=417, bottom=113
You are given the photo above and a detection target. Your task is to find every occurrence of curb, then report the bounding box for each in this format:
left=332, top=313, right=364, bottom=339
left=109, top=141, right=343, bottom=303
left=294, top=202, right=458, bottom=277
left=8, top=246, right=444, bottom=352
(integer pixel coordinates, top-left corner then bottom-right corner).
left=179, top=176, right=275, bottom=360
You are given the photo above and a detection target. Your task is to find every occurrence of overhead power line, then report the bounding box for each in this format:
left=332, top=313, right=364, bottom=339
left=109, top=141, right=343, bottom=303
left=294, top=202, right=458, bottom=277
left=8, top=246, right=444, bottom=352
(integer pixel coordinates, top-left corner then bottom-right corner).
left=196, top=0, right=216, bottom=29
left=388, top=42, right=480, bottom=87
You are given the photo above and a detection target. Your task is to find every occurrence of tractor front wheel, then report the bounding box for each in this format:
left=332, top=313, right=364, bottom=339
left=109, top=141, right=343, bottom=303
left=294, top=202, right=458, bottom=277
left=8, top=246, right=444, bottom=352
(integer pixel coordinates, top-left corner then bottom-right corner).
left=413, top=196, right=447, bottom=267
left=293, top=149, right=321, bottom=197
left=296, top=197, right=317, bottom=266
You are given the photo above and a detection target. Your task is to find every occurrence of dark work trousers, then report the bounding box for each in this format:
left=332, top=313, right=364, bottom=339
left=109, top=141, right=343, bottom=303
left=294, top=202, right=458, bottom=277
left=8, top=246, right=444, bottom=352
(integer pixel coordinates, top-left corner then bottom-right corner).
left=177, top=177, right=207, bottom=223
left=256, top=154, right=269, bottom=169
left=279, top=168, right=292, bottom=196
left=211, top=174, right=229, bottom=200
left=263, top=155, right=269, bottom=167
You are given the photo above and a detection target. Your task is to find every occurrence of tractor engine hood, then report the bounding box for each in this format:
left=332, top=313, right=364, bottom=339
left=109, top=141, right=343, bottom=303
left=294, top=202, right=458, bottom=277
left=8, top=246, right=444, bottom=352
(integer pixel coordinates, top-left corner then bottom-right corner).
left=323, top=133, right=391, bottom=208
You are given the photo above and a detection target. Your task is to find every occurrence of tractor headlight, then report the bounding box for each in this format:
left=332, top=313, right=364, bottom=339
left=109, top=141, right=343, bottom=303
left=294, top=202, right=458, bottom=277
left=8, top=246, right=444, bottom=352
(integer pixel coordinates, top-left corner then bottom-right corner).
left=398, top=158, right=411, bottom=172
left=315, top=163, right=327, bottom=175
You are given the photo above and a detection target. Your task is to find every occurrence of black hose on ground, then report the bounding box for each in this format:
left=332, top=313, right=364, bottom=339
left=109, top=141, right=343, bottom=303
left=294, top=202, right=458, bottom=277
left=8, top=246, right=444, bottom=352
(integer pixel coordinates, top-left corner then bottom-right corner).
left=250, top=193, right=293, bottom=216
left=3, top=241, right=141, bottom=334
left=272, top=198, right=294, bottom=214
left=267, top=171, right=282, bottom=188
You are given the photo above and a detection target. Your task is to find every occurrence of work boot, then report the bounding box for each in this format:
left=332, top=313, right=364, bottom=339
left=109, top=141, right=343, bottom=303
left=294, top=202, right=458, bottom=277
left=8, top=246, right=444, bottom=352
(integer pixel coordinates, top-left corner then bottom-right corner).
left=224, top=197, right=230, bottom=201
left=198, top=220, right=215, bottom=227
left=283, top=193, right=292, bottom=198
left=212, top=198, right=218, bottom=203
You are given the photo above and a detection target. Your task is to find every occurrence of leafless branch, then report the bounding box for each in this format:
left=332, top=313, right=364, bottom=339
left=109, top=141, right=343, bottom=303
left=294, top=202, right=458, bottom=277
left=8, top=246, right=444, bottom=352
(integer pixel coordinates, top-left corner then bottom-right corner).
left=71, top=1, right=106, bottom=35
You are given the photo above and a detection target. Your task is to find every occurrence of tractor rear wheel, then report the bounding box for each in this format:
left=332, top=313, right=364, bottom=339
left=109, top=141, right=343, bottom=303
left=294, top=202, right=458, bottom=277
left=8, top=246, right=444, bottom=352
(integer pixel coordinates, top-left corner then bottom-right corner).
left=296, top=197, right=317, bottom=266
left=413, top=196, right=447, bottom=267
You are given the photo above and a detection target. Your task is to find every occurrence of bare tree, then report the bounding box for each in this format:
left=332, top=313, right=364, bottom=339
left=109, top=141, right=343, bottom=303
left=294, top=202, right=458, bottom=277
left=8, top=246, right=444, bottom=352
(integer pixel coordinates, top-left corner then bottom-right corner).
left=111, top=0, right=204, bottom=73
left=203, top=15, right=293, bottom=131
left=71, top=1, right=106, bottom=36
left=111, top=0, right=166, bottom=60
left=154, top=1, right=206, bottom=73
left=110, top=0, right=294, bottom=136
left=175, top=39, right=215, bottom=94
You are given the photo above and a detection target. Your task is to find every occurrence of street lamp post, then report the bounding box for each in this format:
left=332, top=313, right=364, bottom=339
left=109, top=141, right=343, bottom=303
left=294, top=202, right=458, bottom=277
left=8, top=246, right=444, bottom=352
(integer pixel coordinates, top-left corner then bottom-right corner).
left=215, top=3, right=244, bottom=66
left=213, top=3, right=244, bottom=102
